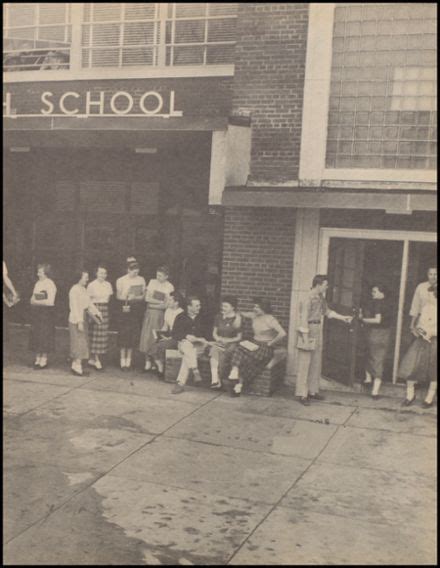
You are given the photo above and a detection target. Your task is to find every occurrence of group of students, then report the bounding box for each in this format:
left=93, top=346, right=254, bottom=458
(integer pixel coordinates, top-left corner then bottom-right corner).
left=25, top=257, right=288, bottom=397
left=5, top=257, right=437, bottom=405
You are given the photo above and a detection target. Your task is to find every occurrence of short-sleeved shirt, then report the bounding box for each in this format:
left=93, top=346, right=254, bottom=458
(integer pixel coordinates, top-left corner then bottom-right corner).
left=214, top=313, right=242, bottom=339
left=116, top=274, right=146, bottom=301
left=410, top=281, right=436, bottom=317
left=252, top=314, right=281, bottom=343
left=365, top=298, right=392, bottom=329
left=146, top=279, right=174, bottom=304
left=87, top=279, right=113, bottom=304
left=298, top=291, right=329, bottom=330
left=32, top=278, right=57, bottom=306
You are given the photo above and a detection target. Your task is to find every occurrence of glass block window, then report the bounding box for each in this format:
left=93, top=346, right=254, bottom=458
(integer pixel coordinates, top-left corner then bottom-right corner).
left=326, top=3, right=437, bottom=170
left=166, top=3, right=238, bottom=66
left=3, top=3, right=71, bottom=71
left=81, top=3, right=160, bottom=68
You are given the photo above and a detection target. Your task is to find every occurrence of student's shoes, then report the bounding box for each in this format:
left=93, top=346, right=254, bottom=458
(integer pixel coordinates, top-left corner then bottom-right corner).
left=210, top=382, right=222, bottom=389
left=371, top=394, right=380, bottom=400
left=88, top=359, right=96, bottom=368
left=172, top=384, right=185, bottom=394
left=422, top=400, right=434, bottom=408
left=71, top=368, right=84, bottom=377
left=296, top=396, right=311, bottom=406
left=156, top=371, right=165, bottom=381
left=308, top=393, right=326, bottom=401
left=38, top=363, right=49, bottom=370
left=402, top=396, right=416, bottom=407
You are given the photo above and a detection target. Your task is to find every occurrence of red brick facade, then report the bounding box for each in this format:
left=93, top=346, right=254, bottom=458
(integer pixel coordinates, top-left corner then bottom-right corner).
left=232, top=3, right=309, bottom=182
left=220, top=207, right=295, bottom=333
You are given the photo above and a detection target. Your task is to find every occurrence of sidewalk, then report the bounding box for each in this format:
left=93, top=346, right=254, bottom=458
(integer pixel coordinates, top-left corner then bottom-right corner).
left=3, top=333, right=437, bottom=565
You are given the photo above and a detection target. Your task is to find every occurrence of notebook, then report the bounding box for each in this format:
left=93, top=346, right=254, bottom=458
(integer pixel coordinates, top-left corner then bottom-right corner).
left=296, top=335, right=316, bottom=351
left=239, top=340, right=260, bottom=352
left=34, top=290, right=48, bottom=300
left=128, top=285, right=144, bottom=298
left=152, top=290, right=166, bottom=302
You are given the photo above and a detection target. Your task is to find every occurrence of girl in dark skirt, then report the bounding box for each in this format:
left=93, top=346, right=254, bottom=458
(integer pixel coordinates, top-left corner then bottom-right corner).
left=115, top=258, right=146, bottom=371
left=358, top=284, right=392, bottom=400
left=87, top=265, right=113, bottom=370
left=228, top=298, right=286, bottom=396
left=29, top=264, right=57, bottom=369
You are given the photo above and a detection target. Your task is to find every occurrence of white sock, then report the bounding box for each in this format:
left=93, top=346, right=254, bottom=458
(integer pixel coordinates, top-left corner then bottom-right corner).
left=372, top=378, right=382, bottom=396
left=364, top=372, right=372, bottom=384
left=425, top=382, right=437, bottom=404
left=120, top=355, right=127, bottom=368
left=406, top=381, right=416, bottom=400
left=40, top=355, right=47, bottom=367
left=234, top=383, right=243, bottom=394
left=211, top=364, right=219, bottom=384
left=229, top=367, right=239, bottom=380
left=72, top=361, right=83, bottom=374
left=95, top=357, right=102, bottom=370
left=35, top=355, right=42, bottom=366
left=144, top=359, right=152, bottom=370
left=126, top=353, right=132, bottom=368
left=156, top=361, right=164, bottom=374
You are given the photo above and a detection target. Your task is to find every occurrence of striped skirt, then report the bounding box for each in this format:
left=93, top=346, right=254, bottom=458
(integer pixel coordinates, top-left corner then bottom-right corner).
left=29, top=305, right=56, bottom=353
left=230, top=341, right=274, bottom=385
left=88, top=303, right=110, bottom=355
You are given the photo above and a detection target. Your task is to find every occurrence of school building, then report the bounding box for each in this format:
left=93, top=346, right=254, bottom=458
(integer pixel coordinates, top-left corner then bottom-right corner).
left=3, top=3, right=437, bottom=392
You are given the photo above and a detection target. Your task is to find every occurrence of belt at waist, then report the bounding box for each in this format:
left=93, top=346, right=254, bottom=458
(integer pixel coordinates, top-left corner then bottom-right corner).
left=308, top=320, right=321, bottom=324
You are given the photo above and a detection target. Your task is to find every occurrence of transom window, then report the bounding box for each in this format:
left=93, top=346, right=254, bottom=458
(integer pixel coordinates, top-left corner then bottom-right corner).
left=3, top=3, right=238, bottom=72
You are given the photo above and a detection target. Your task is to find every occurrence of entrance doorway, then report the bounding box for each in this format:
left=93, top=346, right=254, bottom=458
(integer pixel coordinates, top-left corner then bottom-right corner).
left=318, top=229, right=436, bottom=386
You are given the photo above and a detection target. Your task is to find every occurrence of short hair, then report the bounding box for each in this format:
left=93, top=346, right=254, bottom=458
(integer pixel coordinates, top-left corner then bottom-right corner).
left=127, top=261, right=139, bottom=271
left=37, top=263, right=52, bottom=278
left=157, top=265, right=170, bottom=276
left=427, top=265, right=437, bottom=272
left=371, top=283, right=388, bottom=297
left=74, top=269, right=88, bottom=284
left=221, top=295, right=238, bottom=310
left=253, top=297, right=272, bottom=314
left=96, top=264, right=108, bottom=274
left=186, top=295, right=201, bottom=307
left=312, top=274, right=328, bottom=288
left=170, top=291, right=185, bottom=308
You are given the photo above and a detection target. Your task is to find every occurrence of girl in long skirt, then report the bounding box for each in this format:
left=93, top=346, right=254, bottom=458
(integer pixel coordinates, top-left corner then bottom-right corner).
left=399, top=285, right=437, bottom=408
left=358, top=284, right=392, bottom=400
left=228, top=298, right=286, bottom=396
left=87, top=265, right=113, bottom=370
left=116, top=258, right=146, bottom=371
left=69, top=270, right=103, bottom=376
left=29, top=263, right=57, bottom=369
left=139, top=265, right=174, bottom=372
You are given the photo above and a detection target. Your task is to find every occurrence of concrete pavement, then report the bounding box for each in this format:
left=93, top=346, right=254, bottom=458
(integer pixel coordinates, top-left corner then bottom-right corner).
left=3, top=356, right=437, bottom=565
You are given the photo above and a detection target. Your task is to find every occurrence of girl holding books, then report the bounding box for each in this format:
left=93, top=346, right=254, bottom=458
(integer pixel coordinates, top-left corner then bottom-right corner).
left=86, top=265, right=113, bottom=370
left=139, top=265, right=174, bottom=372
left=69, top=270, right=103, bottom=376
left=29, top=263, right=57, bottom=369
left=116, top=257, right=146, bottom=371
left=208, top=296, right=243, bottom=389
left=228, top=298, right=286, bottom=396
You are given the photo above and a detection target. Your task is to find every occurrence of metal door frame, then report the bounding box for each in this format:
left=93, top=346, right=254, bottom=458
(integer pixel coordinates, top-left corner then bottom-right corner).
left=318, top=228, right=437, bottom=384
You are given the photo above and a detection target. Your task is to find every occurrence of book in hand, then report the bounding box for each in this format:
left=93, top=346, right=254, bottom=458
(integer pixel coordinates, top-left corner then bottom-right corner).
left=152, top=290, right=166, bottom=302
left=34, top=290, right=48, bottom=301
left=297, top=335, right=316, bottom=351
left=128, top=285, right=144, bottom=299
left=239, top=340, right=260, bottom=352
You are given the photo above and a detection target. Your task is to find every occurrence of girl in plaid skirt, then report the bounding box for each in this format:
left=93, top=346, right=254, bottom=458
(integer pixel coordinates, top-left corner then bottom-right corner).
left=87, top=265, right=113, bottom=370
left=228, top=298, right=286, bottom=396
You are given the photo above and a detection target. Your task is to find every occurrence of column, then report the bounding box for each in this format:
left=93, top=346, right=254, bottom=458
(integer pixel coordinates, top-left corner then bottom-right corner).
left=286, top=208, right=320, bottom=383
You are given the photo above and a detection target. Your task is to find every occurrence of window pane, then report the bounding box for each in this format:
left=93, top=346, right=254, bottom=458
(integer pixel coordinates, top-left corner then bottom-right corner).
left=39, top=4, right=67, bottom=25
left=125, top=3, right=157, bottom=20
left=124, top=22, right=155, bottom=46
left=175, top=3, right=207, bottom=18
left=91, top=48, right=120, bottom=66
left=174, top=20, right=205, bottom=43
left=171, top=45, right=205, bottom=65
left=122, top=47, right=154, bottom=66
left=7, top=3, right=36, bottom=27
left=92, top=3, right=122, bottom=22
left=207, top=18, right=236, bottom=42
left=92, top=24, right=121, bottom=47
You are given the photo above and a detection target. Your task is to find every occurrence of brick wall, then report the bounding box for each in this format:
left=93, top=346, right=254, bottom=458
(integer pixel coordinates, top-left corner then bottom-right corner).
left=232, top=3, right=309, bottom=182
left=221, top=207, right=295, bottom=333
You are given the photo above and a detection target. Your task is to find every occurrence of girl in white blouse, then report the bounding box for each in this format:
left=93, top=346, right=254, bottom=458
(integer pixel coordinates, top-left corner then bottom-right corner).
left=29, top=264, right=57, bottom=369
left=69, top=270, right=103, bottom=376
left=87, top=265, right=113, bottom=370
left=116, top=258, right=146, bottom=371
left=139, top=265, right=175, bottom=371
